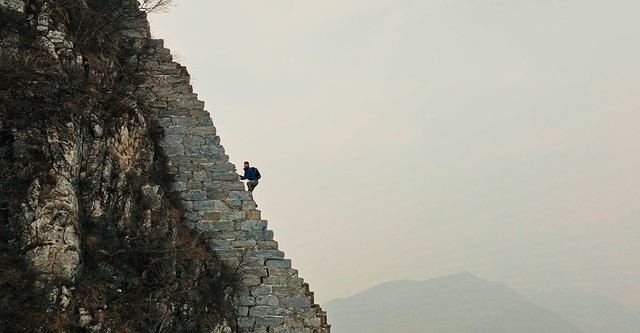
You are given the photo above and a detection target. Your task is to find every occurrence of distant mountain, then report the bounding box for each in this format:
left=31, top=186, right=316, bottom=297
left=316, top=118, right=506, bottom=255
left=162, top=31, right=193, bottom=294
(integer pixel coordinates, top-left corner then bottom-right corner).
left=530, top=292, right=640, bottom=333
left=324, top=272, right=583, bottom=333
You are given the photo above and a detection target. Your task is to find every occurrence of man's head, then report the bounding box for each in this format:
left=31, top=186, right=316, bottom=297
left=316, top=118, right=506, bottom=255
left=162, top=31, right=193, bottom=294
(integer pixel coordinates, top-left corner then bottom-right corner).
left=244, top=161, right=250, bottom=168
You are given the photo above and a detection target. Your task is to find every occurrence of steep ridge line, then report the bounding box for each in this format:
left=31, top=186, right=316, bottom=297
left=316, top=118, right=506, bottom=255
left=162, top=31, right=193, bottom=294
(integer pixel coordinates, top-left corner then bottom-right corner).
left=135, top=37, right=330, bottom=333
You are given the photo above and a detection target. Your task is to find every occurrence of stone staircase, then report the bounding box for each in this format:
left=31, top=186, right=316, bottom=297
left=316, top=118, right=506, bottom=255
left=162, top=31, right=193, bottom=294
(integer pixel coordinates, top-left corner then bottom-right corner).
left=136, top=38, right=330, bottom=333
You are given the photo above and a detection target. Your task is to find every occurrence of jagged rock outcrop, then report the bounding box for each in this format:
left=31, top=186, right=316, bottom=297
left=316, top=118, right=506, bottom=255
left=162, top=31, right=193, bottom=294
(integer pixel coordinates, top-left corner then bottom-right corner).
left=0, top=1, right=328, bottom=332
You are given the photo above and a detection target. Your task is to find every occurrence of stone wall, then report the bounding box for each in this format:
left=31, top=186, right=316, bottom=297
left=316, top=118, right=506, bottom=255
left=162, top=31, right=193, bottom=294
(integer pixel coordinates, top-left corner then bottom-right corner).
left=136, top=39, right=330, bottom=333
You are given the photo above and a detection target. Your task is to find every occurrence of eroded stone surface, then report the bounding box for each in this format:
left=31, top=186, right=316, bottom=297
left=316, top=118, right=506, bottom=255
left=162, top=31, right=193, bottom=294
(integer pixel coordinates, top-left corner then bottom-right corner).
left=0, top=0, right=25, bottom=13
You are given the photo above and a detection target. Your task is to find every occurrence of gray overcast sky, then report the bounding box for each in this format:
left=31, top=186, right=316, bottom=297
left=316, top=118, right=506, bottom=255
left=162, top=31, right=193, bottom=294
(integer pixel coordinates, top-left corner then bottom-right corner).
left=149, top=0, right=640, bottom=311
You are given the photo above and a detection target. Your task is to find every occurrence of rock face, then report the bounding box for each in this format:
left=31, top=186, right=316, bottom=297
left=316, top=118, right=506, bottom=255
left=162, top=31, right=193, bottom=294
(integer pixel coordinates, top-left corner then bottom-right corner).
left=0, top=1, right=328, bottom=332
left=0, top=0, right=23, bottom=13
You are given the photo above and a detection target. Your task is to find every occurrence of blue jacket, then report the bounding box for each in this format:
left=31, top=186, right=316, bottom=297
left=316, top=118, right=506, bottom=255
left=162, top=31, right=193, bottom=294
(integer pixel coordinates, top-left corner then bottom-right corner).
left=241, top=167, right=258, bottom=181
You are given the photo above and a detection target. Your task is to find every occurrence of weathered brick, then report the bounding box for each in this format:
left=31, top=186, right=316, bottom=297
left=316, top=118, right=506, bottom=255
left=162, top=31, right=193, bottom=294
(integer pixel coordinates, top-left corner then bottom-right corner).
left=266, top=259, right=291, bottom=269
left=237, top=306, right=249, bottom=316
left=251, top=250, right=284, bottom=260
left=228, top=191, right=251, bottom=201
left=164, top=126, right=189, bottom=135
left=256, top=295, right=279, bottom=306
left=192, top=200, right=214, bottom=211
left=255, top=316, right=285, bottom=326
left=283, top=297, right=311, bottom=308
left=237, top=317, right=255, bottom=328
left=237, top=296, right=255, bottom=306
left=241, top=220, right=267, bottom=231
left=248, top=306, right=271, bottom=317
left=191, top=126, right=216, bottom=135
left=257, top=241, right=279, bottom=250
left=262, top=276, right=287, bottom=286
left=201, top=211, right=220, bottom=221
left=251, top=286, right=272, bottom=296
left=246, top=210, right=261, bottom=220
left=208, top=239, right=230, bottom=249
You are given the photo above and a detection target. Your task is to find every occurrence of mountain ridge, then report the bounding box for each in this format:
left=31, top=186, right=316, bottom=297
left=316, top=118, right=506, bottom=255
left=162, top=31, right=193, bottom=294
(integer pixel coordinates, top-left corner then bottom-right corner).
left=325, top=272, right=582, bottom=333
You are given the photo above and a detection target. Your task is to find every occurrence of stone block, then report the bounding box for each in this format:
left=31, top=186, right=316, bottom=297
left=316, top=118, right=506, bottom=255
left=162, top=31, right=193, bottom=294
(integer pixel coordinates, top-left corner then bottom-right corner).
left=249, top=230, right=274, bottom=241
left=237, top=317, right=255, bottom=328
left=192, top=170, right=207, bottom=180
left=163, top=145, right=184, bottom=156
left=242, top=200, right=258, bottom=210
left=177, top=97, right=203, bottom=109
left=208, top=239, right=230, bottom=249
left=305, top=318, right=322, bottom=327
left=287, top=278, right=304, bottom=287
left=199, top=221, right=233, bottom=232
left=237, top=306, right=249, bottom=316
left=220, top=210, right=246, bottom=221
left=205, top=135, right=221, bottom=145
left=170, top=155, right=191, bottom=163
left=242, top=276, right=261, bottom=287
left=251, top=250, right=284, bottom=260
left=190, top=110, right=212, bottom=117
left=168, top=182, right=187, bottom=192
left=174, top=117, right=194, bottom=127
left=164, top=135, right=183, bottom=145
left=200, top=144, right=225, bottom=155
left=194, top=221, right=215, bottom=232
left=201, top=211, right=221, bottom=221
left=156, top=117, right=172, bottom=127
left=182, top=135, right=205, bottom=145
left=272, top=286, right=297, bottom=297
left=210, top=172, right=239, bottom=181
left=262, top=276, right=287, bottom=286
left=164, top=126, right=189, bottom=135
left=228, top=191, right=251, bottom=201
left=202, top=162, right=233, bottom=173
left=267, top=268, right=298, bottom=278
left=266, top=259, right=291, bottom=269
left=283, top=297, right=311, bottom=309
left=237, top=296, right=255, bottom=306
left=241, top=220, right=267, bottom=231
left=246, top=210, right=261, bottom=220
left=270, top=308, right=295, bottom=316
left=151, top=101, right=168, bottom=109
left=178, top=164, right=201, bottom=172
left=257, top=241, right=279, bottom=250
left=231, top=240, right=257, bottom=248
left=191, top=126, right=216, bottom=136
left=187, top=180, right=203, bottom=190
left=223, top=182, right=245, bottom=191
left=187, top=190, right=207, bottom=201
left=256, top=295, right=279, bottom=306
left=242, top=267, right=269, bottom=277
left=185, top=145, right=201, bottom=155
left=172, top=84, right=193, bottom=93
left=196, top=117, right=213, bottom=126
left=249, top=306, right=271, bottom=317
left=184, top=212, right=201, bottom=222
left=213, top=153, right=230, bottom=163
left=214, top=231, right=247, bottom=240
left=255, top=316, right=285, bottom=326
left=251, top=286, right=272, bottom=296
left=192, top=200, right=214, bottom=211
left=165, top=75, right=187, bottom=84
left=205, top=189, right=224, bottom=200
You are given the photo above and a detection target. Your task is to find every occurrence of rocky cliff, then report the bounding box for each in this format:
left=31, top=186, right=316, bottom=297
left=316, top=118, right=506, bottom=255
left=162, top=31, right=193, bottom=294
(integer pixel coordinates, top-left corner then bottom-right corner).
left=0, top=1, right=328, bottom=332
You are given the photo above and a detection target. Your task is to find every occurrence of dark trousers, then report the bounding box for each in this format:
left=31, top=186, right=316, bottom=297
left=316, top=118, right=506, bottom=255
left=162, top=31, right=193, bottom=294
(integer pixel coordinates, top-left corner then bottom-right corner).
left=247, top=180, right=259, bottom=192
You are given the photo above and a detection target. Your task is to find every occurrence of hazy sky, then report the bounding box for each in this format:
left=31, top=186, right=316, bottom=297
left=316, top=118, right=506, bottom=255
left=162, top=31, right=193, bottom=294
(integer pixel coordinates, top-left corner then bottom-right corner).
left=148, top=0, right=640, bottom=311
